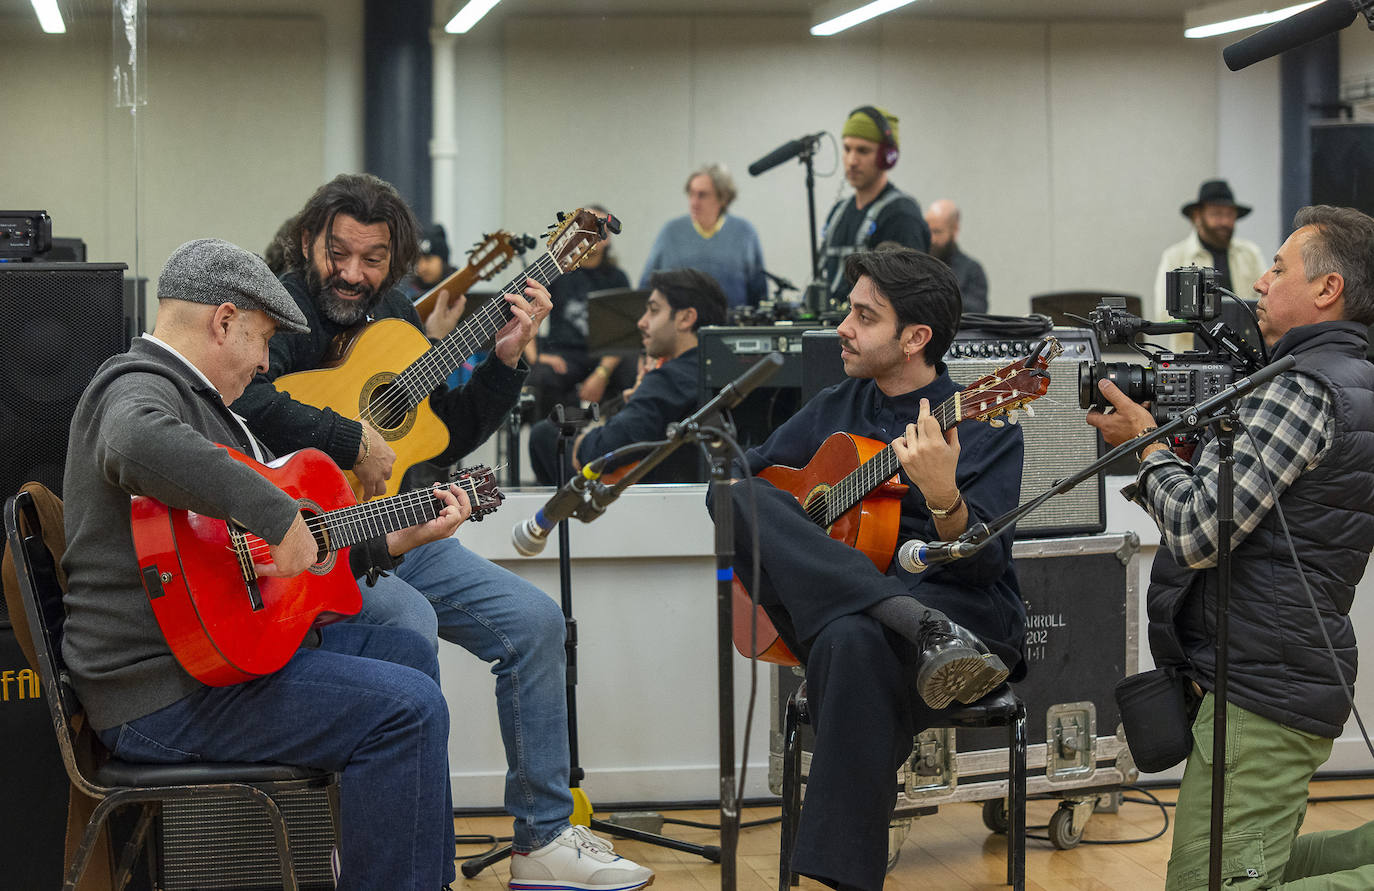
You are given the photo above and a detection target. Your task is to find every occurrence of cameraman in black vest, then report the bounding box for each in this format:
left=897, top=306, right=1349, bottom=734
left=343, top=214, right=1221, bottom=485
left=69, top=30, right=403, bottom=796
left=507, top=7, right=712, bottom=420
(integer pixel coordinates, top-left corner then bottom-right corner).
left=1088, top=205, right=1374, bottom=890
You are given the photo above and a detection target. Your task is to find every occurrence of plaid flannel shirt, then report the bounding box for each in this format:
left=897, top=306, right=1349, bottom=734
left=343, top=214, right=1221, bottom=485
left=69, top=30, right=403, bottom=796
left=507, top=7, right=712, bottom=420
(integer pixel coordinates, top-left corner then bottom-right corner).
left=1127, top=371, right=1333, bottom=569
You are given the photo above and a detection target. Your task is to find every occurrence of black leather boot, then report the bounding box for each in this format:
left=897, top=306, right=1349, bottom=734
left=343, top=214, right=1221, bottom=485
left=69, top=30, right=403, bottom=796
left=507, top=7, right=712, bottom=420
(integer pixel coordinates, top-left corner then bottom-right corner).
left=913, top=617, right=1009, bottom=709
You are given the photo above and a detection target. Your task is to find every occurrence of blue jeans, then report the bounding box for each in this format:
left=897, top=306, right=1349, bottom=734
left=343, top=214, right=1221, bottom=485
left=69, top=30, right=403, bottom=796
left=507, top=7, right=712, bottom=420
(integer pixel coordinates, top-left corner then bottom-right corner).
left=98, top=624, right=454, bottom=890
left=362, top=535, right=573, bottom=852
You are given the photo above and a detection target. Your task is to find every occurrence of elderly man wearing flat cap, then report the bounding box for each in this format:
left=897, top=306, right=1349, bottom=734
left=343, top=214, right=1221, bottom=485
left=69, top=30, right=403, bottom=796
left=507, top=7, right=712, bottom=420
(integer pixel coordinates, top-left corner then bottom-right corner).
left=60, top=238, right=472, bottom=888
left=1154, top=179, right=1268, bottom=324
left=815, top=105, right=931, bottom=311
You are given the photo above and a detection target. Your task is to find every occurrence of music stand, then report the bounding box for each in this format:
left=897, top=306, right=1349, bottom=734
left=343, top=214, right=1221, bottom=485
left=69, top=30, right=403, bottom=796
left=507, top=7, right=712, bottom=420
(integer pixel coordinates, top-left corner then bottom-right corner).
left=587, top=288, right=649, bottom=357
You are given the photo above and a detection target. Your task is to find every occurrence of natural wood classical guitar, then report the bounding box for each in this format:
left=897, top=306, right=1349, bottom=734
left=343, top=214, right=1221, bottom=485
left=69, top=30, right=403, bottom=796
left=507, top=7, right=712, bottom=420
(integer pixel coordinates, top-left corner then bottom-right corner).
left=131, top=446, right=503, bottom=686
left=733, top=338, right=1062, bottom=664
left=411, top=230, right=536, bottom=324
left=274, top=208, right=619, bottom=500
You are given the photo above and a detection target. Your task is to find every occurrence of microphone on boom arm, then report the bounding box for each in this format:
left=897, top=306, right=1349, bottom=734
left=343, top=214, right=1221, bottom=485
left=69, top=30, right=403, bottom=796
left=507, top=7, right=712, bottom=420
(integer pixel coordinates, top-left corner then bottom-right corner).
left=748, top=132, right=825, bottom=176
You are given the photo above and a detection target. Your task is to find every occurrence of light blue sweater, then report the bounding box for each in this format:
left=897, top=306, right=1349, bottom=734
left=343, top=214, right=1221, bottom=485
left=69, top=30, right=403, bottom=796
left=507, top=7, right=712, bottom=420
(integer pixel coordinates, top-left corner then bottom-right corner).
left=640, top=214, right=767, bottom=307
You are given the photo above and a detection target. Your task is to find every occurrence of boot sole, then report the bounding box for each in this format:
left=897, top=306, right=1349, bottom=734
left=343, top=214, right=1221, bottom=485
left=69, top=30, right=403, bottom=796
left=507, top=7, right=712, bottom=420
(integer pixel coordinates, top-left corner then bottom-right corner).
left=917, top=651, right=1010, bottom=710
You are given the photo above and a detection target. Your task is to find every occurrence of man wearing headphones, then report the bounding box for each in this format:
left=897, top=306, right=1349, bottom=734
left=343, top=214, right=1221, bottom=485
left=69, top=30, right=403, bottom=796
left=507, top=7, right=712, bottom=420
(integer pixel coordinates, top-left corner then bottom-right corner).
left=816, top=106, right=931, bottom=310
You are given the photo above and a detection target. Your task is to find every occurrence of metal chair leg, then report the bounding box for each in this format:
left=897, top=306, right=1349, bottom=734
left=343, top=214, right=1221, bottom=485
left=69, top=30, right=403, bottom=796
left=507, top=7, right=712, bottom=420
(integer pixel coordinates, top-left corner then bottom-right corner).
left=779, top=688, right=806, bottom=891
left=1008, top=700, right=1027, bottom=891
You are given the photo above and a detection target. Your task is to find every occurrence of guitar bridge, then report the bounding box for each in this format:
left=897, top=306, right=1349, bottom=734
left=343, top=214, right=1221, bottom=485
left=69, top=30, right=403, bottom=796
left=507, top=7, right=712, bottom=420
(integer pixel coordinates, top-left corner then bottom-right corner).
left=228, top=526, right=265, bottom=611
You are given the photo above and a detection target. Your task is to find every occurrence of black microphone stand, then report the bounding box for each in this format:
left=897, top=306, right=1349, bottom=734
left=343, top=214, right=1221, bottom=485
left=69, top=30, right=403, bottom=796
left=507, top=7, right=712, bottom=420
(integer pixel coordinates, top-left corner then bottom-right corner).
left=462, top=407, right=719, bottom=880
left=930, top=357, right=1292, bottom=891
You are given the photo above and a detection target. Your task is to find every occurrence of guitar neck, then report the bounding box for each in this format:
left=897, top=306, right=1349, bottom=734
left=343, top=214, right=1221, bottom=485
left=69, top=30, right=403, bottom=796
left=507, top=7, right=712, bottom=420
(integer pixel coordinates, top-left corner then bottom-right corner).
left=399, top=251, right=565, bottom=397
left=315, top=487, right=445, bottom=551
left=814, top=391, right=963, bottom=528
left=412, top=264, right=483, bottom=317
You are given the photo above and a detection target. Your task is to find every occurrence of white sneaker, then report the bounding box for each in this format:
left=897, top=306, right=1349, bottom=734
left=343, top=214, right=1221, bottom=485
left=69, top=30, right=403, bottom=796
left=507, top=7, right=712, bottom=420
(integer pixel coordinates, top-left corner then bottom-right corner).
left=508, top=825, right=654, bottom=891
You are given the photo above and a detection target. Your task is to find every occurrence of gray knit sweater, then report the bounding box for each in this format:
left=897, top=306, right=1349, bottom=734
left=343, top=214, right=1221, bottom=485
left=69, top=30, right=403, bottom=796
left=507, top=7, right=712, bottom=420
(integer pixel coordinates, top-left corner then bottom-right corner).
left=63, top=338, right=313, bottom=729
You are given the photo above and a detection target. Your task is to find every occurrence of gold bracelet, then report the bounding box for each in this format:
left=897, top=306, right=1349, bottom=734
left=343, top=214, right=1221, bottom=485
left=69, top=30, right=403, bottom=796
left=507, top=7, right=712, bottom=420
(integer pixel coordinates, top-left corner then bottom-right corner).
left=928, top=491, right=964, bottom=518
left=358, top=429, right=372, bottom=465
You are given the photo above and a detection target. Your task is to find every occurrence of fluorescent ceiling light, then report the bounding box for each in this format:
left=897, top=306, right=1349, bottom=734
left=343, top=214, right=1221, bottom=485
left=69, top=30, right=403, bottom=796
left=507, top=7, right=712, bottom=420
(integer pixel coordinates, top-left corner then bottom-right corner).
left=30, top=0, right=65, bottom=34
left=812, top=0, right=921, bottom=37
left=446, top=0, right=501, bottom=35
left=1184, top=0, right=1321, bottom=39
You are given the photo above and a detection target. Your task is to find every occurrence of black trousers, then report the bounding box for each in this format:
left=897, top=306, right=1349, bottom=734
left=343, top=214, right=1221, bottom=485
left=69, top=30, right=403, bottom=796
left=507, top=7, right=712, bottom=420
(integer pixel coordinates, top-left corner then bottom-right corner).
left=724, top=479, right=953, bottom=891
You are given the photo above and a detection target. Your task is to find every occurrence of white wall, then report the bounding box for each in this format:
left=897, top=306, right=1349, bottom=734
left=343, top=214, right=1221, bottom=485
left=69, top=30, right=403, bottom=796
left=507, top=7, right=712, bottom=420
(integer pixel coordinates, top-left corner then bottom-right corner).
left=489, top=15, right=1281, bottom=319
left=0, top=1, right=363, bottom=317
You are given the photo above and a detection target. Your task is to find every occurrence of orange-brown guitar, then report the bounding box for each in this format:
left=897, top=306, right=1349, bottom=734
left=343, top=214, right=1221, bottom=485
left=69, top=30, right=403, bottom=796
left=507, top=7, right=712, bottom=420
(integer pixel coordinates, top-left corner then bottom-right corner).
left=273, top=209, right=618, bottom=500
left=733, top=338, right=1062, bottom=664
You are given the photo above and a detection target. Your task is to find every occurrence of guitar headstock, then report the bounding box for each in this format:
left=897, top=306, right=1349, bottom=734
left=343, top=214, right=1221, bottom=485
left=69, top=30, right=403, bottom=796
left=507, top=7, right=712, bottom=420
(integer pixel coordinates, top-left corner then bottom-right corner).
left=450, top=464, right=505, bottom=521
left=958, top=336, right=1062, bottom=426
left=466, top=231, right=531, bottom=283
left=545, top=208, right=623, bottom=274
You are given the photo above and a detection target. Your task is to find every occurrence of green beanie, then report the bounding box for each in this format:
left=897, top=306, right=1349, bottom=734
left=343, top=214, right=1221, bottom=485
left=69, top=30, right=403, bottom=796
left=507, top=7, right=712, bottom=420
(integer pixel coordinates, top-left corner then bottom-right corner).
left=842, top=107, right=899, bottom=148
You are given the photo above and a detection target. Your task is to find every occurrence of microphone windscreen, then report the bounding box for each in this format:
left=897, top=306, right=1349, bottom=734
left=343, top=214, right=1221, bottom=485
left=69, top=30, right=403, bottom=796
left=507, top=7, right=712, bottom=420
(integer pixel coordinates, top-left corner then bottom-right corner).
left=1222, top=0, right=1356, bottom=71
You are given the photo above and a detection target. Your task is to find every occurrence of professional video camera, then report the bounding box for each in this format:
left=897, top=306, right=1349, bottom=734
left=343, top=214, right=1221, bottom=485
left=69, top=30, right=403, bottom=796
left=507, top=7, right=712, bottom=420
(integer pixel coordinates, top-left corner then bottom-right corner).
left=1077, top=266, right=1267, bottom=437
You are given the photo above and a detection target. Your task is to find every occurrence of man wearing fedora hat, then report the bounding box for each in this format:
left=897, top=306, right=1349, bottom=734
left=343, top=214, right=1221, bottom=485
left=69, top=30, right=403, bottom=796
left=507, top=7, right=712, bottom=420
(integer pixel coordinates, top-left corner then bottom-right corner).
left=1154, top=179, right=1267, bottom=323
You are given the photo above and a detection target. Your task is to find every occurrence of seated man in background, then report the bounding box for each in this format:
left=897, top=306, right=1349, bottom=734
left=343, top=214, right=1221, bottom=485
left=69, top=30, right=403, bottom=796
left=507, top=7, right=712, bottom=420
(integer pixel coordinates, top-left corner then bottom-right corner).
left=715, top=248, right=1024, bottom=890
left=529, top=267, right=727, bottom=485
left=61, top=238, right=469, bottom=888
left=525, top=204, right=633, bottom=419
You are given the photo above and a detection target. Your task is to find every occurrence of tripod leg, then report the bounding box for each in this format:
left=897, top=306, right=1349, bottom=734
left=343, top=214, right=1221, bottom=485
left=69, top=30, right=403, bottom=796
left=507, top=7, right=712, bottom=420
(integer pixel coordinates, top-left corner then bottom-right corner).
left=589, top=817, right=721, bottom=862
left=460, top=842, right=513, bottom=879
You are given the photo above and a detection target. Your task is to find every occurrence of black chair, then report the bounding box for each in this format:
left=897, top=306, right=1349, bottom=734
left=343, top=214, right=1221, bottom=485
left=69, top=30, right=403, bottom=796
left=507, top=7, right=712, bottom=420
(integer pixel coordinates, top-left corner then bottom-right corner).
left=4, top=490, right=339, bottom=891
left=778, top=680, right=1027, bottom=891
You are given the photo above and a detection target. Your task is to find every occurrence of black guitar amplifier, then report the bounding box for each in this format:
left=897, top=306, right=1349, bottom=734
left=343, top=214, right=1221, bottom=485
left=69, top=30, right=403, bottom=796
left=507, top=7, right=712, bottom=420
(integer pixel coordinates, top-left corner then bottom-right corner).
left=697, top=324, right=817, bottom=451
left=800, top=327, right=1105, bottom=538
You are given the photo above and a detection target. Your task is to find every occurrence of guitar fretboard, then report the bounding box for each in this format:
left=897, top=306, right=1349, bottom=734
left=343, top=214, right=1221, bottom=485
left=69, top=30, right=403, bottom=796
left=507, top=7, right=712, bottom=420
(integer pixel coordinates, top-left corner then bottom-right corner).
left=806, top=393, right=962, bottom=528
left=396, top=250, right=567, bottom=403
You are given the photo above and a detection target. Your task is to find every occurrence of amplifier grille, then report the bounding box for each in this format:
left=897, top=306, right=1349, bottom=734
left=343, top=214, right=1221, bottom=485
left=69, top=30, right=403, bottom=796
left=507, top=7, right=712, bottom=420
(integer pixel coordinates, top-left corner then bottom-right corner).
left=946, top=336, right=1103, bottom=537
left=160, top=787, right=335, bottom=890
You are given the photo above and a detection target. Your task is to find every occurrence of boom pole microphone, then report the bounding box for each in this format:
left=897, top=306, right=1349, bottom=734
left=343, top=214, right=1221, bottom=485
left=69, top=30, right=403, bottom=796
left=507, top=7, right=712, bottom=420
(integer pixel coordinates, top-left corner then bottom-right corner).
left=510, top=464, right=601, bottom=557
left=1222, top=0, right=1360, bottom=71
left=748, top=132, right=825, bottom=176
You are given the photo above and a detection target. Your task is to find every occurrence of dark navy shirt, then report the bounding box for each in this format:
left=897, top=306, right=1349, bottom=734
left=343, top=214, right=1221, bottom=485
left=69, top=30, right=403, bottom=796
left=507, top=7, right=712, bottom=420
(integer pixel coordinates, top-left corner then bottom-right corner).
left=578, top=348, right=704, bottom=482
left=740, top=366, right=1027, bottom=654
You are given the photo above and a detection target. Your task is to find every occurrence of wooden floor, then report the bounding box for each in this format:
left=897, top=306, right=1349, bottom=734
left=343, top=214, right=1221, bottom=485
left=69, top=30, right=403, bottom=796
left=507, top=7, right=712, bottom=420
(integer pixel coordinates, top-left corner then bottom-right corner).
left=451, top=778, right=1374, bottom=890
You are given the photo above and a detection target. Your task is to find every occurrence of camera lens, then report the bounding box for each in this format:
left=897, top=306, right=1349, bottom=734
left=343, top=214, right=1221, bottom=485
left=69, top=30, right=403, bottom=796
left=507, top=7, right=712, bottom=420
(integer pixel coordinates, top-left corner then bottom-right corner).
left=1078, top=361, right=1155, bottom=410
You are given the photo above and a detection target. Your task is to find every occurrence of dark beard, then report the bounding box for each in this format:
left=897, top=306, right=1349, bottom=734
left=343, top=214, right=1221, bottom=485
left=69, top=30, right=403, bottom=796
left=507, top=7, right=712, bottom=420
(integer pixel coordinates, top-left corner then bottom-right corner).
left=930, top=239, right=955, bottom=262
left=306, top=262, right=378, bottom=326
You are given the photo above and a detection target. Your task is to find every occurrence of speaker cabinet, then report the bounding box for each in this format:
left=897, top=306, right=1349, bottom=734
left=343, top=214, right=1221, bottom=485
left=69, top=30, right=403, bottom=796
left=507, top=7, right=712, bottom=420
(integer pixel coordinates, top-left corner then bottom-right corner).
left=159, top=788, right=336, bottom=890
left=0, top=627, right=67, bottom=888
left=801, top=327, right=1105, bottom=538
left=0, top=262, right=129, bottom=503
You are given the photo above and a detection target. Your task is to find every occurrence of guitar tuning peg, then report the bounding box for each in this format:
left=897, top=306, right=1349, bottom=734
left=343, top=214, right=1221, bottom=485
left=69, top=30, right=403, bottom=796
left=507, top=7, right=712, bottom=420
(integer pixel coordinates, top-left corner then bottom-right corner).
left=1006, top=410, right=1021, bottom=426
left=989, top=418, right=1005, bottom=428
left=556, top=211, right=568, bottom=222
left=1024, top=405, right=1035, bottom=417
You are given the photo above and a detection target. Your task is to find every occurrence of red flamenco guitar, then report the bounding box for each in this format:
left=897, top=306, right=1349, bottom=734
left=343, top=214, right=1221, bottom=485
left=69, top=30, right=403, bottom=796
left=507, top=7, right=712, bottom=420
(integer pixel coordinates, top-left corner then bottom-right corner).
left=131, top=447, right=503, bottom=686
left=733, top=338, right=1062, bottom=664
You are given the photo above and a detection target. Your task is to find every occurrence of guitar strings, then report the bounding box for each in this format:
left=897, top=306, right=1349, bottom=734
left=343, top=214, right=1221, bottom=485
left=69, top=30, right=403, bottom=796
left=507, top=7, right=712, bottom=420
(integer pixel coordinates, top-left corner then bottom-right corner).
left=813, top=365, right=1039, bottom=525
left=232, top=477, right=485, bottom=562
left=357, top=251, right=563, bottom=428
left=358, top=247, right=576, bottom=430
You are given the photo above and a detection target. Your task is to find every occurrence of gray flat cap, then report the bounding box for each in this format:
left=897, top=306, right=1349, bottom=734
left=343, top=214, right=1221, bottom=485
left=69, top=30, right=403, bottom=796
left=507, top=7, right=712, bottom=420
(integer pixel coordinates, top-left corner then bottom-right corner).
left=158, top=238, right=310, bottom=334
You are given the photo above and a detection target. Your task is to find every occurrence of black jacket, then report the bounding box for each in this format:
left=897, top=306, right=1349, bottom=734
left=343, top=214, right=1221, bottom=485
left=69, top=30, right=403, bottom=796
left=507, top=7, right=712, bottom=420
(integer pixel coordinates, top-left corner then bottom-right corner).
left=1147, top=322, right=1374, bottom=737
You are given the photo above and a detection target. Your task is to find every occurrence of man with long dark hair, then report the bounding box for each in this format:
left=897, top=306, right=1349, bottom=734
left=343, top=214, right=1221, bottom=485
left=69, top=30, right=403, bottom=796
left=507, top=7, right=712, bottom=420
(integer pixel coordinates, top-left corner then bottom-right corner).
left=235, top=174, right=653, bottom=891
